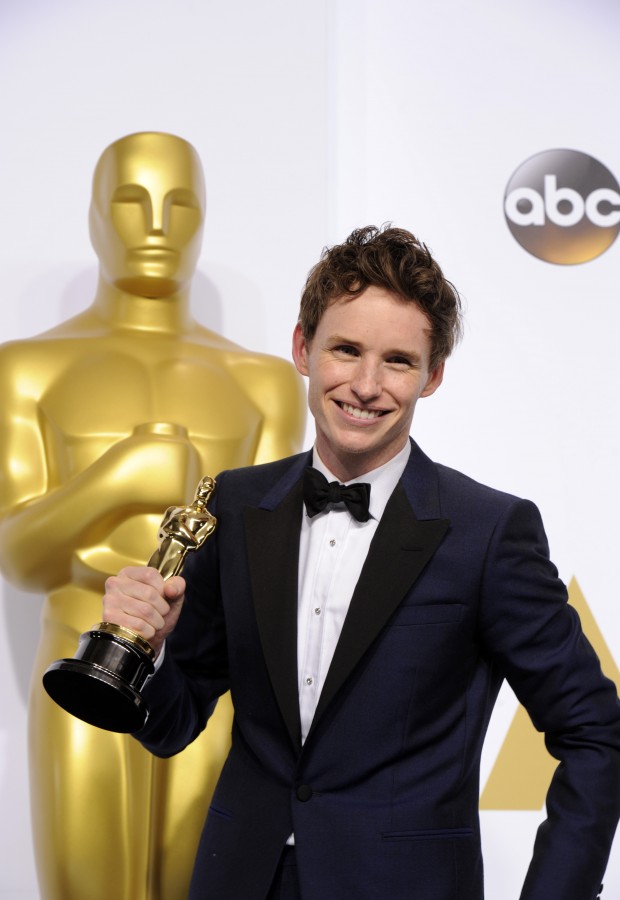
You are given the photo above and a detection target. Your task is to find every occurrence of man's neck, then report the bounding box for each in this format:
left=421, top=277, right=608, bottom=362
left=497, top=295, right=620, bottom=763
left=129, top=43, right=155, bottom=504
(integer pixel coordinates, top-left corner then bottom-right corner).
left=314, top=440, right=411, bottom=484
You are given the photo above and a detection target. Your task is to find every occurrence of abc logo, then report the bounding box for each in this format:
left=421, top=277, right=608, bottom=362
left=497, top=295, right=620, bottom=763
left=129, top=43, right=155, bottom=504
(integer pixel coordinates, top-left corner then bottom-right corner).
left=504, top=149, right=620, bottom=264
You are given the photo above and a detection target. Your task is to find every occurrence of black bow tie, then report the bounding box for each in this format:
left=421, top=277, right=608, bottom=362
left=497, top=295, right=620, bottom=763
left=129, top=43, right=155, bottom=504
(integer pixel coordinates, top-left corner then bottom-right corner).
left=303, top=467, right=371, bottom=523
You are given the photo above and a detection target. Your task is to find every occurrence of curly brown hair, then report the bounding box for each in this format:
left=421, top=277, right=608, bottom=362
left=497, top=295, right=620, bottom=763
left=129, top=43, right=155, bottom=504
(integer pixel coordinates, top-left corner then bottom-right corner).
left=298, top=225, right=463, bottom=369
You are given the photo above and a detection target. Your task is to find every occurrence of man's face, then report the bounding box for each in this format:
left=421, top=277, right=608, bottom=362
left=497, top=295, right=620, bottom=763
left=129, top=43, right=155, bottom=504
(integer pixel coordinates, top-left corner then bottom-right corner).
left=89, top=133, right=205, bottom=298
left=292, top=285, right=444, bottom=481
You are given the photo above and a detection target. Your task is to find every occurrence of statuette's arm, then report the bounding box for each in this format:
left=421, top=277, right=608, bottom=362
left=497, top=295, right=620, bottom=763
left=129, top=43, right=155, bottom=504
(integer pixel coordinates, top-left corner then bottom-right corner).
left=0, top=402, right=201, bottom=592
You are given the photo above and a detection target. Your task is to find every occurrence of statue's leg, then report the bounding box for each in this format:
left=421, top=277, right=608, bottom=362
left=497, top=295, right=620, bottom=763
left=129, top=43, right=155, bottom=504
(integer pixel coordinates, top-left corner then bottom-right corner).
left=147, top=692, right=234, bottom=899
left=29, top=605, right=155, bottom=900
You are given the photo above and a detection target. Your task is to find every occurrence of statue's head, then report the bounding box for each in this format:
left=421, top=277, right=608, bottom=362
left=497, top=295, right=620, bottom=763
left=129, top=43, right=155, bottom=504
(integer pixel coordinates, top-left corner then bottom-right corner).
left=89, top=132, right=206, bottom=297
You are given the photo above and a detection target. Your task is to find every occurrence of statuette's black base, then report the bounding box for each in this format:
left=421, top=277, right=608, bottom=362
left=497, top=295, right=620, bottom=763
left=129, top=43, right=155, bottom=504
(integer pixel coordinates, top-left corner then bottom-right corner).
left=43, top=625, right=154, bottom=733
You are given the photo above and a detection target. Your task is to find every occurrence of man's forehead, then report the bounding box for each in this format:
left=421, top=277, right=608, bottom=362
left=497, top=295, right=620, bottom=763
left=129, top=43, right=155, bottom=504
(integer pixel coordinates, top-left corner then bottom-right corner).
left=324, top=289, right=430, bottom=325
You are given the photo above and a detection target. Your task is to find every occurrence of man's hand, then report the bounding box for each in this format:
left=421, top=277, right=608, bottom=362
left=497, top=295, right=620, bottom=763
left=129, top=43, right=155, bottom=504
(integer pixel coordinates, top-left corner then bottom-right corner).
left=102, top=566, right=186, bottom=656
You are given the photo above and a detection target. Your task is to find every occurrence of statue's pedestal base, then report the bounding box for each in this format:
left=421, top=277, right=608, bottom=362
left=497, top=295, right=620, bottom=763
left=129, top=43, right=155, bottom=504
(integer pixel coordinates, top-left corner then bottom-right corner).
left=43, top=625, right=154, bottom=732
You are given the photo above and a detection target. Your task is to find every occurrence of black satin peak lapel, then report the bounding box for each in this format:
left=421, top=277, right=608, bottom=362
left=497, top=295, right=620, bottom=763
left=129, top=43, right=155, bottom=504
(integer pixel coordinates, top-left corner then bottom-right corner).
left=309, top=483, right=450, bottom=736
left=244, top=480, right=304, bottom=750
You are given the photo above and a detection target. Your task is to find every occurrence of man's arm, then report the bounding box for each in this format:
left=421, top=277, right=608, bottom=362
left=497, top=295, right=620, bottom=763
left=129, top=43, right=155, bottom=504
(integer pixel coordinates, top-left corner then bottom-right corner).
left=479, top=498, right=620, bottom=900
left=101, top=479, right=230, bottom=757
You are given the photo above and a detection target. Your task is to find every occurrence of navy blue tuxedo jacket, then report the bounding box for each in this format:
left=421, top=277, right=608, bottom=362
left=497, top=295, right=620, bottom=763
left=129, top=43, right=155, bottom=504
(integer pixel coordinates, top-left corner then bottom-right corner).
left=137, top=440, right=620, bottom=900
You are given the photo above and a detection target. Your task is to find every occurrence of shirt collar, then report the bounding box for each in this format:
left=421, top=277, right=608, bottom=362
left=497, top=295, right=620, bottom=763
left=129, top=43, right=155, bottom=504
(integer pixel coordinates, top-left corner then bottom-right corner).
left=311, top=441, right=411, bottom=522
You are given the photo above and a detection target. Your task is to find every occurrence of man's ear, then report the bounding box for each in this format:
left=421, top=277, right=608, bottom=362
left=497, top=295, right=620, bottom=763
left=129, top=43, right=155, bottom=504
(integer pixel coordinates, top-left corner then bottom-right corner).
left=292, top=323, right=310, bottom=376
left=420, top=361, right=445, bottom=398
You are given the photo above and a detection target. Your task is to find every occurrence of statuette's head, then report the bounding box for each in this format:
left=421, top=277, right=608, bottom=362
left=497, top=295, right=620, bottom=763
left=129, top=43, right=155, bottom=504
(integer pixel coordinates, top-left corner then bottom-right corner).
left=89, top=132, right=206, bottom=298
left=195, top=475, right=216, bottom=505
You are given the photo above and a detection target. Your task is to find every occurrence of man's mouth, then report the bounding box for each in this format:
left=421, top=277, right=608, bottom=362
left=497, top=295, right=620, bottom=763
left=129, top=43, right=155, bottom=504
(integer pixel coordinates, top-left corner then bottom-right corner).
left=339, top=402, right=387, bottom=420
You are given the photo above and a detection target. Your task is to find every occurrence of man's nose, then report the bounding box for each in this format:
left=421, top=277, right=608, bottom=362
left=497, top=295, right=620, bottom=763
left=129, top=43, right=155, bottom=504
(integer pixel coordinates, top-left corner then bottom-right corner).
left=350, top=359, right=382, bottom=400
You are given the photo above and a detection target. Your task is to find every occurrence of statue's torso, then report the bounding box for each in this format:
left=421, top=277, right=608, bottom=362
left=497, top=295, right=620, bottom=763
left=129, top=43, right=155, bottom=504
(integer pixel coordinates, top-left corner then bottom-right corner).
left=8, top=331, right=269, bottom=592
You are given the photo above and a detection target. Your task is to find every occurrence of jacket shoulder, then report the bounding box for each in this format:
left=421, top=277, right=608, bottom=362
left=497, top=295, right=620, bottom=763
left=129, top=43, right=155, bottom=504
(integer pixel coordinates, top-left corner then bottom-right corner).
left=435, top=461, right=522, bottom=510
left=408, top=440, right=528, bottom=523
left=212, top=451, right=310, bottom=509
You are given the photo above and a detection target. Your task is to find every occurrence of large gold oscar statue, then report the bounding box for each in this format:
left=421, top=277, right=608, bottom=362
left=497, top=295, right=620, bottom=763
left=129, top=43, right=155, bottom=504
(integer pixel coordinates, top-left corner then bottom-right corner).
left=0, top=132, right=306, bottom=900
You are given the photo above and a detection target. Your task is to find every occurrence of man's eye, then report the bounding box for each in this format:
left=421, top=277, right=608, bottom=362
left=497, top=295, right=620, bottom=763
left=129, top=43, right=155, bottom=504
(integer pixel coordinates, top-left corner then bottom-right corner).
left=333, top=345, right=358, bottom=356
left=387, top=356, right=412, bottom=366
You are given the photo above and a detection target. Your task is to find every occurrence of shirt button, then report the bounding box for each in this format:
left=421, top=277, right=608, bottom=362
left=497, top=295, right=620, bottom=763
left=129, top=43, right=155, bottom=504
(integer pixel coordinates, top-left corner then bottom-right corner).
left=314, top=607, right=321, bottom=615
left=296, top=784, right=313, bottom=802
left=329, top=539, right=336, bottom=547
left=305, top=677, right=313, bottom=685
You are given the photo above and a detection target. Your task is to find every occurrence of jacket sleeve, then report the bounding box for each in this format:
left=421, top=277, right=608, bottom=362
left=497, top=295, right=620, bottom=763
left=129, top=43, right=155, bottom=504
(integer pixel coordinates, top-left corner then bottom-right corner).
left=478, top=497, right=620, bottom=900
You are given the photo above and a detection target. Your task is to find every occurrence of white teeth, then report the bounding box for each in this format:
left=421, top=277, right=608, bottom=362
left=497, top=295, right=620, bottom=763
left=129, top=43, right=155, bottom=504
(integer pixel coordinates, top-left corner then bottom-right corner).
left=341, top=403, right=382, bottom=420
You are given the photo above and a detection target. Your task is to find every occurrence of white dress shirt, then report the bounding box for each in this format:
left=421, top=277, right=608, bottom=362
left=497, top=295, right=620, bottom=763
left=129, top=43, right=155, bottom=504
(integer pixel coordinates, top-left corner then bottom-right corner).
left=297, top=441, right=411, bottom=744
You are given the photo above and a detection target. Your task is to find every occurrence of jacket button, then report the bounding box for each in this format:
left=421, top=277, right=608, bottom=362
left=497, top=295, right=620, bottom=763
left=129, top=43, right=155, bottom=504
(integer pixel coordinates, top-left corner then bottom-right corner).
left=296, top=785, right=313, bottom=802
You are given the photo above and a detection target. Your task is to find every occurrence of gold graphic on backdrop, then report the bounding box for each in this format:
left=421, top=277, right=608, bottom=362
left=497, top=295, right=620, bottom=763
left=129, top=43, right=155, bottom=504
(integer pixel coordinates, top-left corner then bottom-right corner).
left=0, top=133, right=306, bottom=900
left=480, top=577, right=619, bottom=809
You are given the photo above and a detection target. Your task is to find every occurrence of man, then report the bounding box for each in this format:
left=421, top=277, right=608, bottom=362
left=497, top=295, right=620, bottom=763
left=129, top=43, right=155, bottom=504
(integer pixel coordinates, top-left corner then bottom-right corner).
left=104, top=225, right=620, bottom=900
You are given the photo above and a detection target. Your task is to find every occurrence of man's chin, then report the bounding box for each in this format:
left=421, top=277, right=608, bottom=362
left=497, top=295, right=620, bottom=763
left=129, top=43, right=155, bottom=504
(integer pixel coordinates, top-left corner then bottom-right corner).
left=323, top=439, right=390, bottom=476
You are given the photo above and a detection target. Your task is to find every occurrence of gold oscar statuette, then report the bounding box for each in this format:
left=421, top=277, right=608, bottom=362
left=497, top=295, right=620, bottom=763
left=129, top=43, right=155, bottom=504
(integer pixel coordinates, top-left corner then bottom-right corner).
left=43, top=475, right=217, bottom=733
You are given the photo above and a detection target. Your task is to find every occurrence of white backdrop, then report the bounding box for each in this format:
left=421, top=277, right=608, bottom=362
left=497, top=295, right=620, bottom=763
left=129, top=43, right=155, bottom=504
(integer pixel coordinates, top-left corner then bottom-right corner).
left=1, top=0, right=618, bottom=897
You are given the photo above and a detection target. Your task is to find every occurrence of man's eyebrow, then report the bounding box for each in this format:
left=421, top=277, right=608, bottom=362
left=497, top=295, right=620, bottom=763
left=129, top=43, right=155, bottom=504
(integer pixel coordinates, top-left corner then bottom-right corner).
left=325, top=333, right=359, bottom=345
left=387, top=346, right=423, bottom=358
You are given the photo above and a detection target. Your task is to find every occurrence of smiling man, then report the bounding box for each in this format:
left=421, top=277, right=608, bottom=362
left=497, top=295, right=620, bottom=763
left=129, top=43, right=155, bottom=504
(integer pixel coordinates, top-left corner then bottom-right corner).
left=292, top=284, right=444, bottom=480
left=103, top=225, right=620, bottom=900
